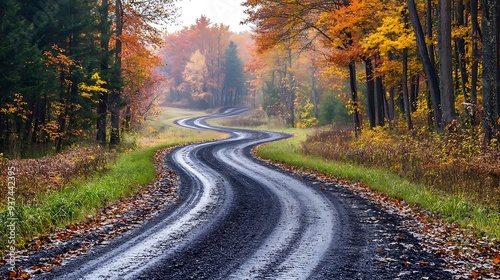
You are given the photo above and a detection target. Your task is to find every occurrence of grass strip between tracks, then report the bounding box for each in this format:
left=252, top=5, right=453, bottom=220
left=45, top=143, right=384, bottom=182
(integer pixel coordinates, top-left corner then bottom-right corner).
left=255, top=129, right=500, bottom=239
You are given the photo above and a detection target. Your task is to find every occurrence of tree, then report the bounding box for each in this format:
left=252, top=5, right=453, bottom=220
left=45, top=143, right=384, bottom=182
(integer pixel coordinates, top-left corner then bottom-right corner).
left=223, top=41, right=245, bottom=105
left=406, top=0, right=443, bottom=132
left=182, top=50, right=209, bottom=107
left=481, top=0, right=499, bottom=144
left=97, top=0, right=111, bottom=145
left=243, top=0, right=363, bottom=132
left=0, top=0, right=44, bottom=156
left=109, top=0, right=178, bottom=145
left=159, top=16, right=236, bottom=108
left=438, top=0, right=456, bottom=128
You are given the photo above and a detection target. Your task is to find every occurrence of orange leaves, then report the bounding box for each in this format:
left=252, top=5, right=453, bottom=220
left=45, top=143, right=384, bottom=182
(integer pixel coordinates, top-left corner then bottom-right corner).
left=0, top=93, right=29, bottom=121
left=493, top=254, right=500, bottom=265
left=8, top=269, right=30, bottom=279
left=43, top=45, right=79, bottom=76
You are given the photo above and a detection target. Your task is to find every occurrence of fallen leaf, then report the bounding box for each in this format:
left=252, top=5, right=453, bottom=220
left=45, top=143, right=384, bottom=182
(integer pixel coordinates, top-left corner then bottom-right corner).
left=41, top=266, right=53, bottom=272
left=32, top=240, right=42, bottom=249
left=493, top=254, right=500, bottom=265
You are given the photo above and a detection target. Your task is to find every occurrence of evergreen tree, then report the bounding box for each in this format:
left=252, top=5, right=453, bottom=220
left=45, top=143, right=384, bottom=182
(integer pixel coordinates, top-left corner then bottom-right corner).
left=0, top=0, right=45, bottom=156
left=222, top=41, right=245, bottom=105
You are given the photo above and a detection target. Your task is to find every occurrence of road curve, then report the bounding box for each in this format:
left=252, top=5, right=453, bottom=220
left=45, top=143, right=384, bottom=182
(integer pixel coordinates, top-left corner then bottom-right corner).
left=39, top=107, right=451, bottom=279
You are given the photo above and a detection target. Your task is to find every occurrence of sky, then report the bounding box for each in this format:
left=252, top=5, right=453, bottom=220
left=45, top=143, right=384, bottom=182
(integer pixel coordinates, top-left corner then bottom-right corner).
left=168, top=0, right=252, bottom=33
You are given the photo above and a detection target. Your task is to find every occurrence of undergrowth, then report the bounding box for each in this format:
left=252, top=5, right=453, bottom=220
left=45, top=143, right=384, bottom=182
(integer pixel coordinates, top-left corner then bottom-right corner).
left=302, top=122, right=500, bottom=209
left=0, top=146, right=108, bottom=206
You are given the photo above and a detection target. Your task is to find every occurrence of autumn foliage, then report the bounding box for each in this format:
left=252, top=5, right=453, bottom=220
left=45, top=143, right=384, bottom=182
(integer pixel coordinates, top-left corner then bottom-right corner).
left=0, top=0, right=177, bottom=157
left=159, top=16, right=249, bottom=109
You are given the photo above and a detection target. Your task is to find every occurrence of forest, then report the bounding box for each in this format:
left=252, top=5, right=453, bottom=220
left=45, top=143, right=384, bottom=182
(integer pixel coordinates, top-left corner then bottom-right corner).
left=241, top=0, right=499, bottom=138
left=158, top=16, right=250, bottom=109
left=3, top=0, right=498, bottom=156
left=0, top=0, right=180, bottom=157
left=240, top=0, right=500, bottom=208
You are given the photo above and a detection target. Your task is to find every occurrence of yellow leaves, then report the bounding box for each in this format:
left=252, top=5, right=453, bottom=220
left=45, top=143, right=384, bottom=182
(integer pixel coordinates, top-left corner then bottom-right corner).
left=0, top=93, right=29, bottom=120
left=452, top=25, right=471, bottom=39
left=361, top=15, right=415, bottom=54
left=346, top=97, right=362, bottom=115
left=182, top=50, right=209, bottom=99
left=78, top=72, right=107, bottom=102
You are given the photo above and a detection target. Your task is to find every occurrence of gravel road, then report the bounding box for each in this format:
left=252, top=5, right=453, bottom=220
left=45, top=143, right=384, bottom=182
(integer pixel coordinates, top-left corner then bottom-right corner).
left=37, top=107, right=451, bottom=279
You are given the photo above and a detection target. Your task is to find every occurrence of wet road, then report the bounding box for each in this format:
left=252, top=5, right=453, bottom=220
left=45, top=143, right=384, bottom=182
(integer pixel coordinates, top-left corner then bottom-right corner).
left=40, top=107, right=451, bottom=279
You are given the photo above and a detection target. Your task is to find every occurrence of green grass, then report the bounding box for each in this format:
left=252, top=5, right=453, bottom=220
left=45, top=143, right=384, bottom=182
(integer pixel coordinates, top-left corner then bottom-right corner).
left=0, top=106, right=224, bottom=251
left=2, top=145, right=160, bottom=247
left=256, top=129, right=500, bottom=238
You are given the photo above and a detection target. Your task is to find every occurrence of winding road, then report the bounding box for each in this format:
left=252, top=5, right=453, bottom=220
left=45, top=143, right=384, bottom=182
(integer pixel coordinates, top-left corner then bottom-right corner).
left=40, top=107, right=451, bottom=279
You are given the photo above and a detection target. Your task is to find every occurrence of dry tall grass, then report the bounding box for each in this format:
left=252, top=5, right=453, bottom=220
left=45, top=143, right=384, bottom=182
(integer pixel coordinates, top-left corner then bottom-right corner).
left=302, top=124, right=500, bottom=208
left=0, top=146, right=108, bottom=205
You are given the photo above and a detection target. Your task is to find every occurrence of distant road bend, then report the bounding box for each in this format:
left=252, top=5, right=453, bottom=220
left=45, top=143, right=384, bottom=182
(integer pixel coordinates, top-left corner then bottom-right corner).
left=42, top=107, right=450, bottom=279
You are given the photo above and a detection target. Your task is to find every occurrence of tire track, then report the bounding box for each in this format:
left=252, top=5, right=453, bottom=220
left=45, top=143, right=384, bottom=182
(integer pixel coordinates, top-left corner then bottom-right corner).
left=41, top=107, right=340, bottom=279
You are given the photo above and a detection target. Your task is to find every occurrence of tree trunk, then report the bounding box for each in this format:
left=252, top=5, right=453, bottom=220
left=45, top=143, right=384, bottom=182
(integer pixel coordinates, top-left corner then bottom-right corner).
left=364, top=58, right=376, bottom=129
left=407, top=0, right=443, bottom=132
left=481, top=0, right=499, bottom=143
left=110, top=105, right=121, bottom=146
left=110, top=0, right=123, bottom=146
left=426, top=0, right=436, bottom=68
left=388, top=88, right=395, bottom=121
left=410, top=75, right=419, bottom=112
left=402, top=49, right=413, bottom=130
left=124, top=105, right=132, bottom=131
left=311, top=44, right=318, bottom=119
left=497, top=2, right=500, bottom=117
left=470, top=0, right=479, bottom=107
left=349, top=61, right=361, bottom=136
left=456, top=0, right=469, bottom=103
left=375, top=75, right=385, bottom=126
left=287, top=45, right=295, bottom=128
left=438, top=0, right=457, bottom=128
left=97, top=0, right=109, bottom=145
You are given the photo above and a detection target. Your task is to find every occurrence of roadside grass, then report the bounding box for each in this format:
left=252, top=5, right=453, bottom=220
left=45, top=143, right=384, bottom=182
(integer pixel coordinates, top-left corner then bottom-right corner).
left=0, top=106, right=224, bottom=252
left=255, top=128, right=500, bottom=239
